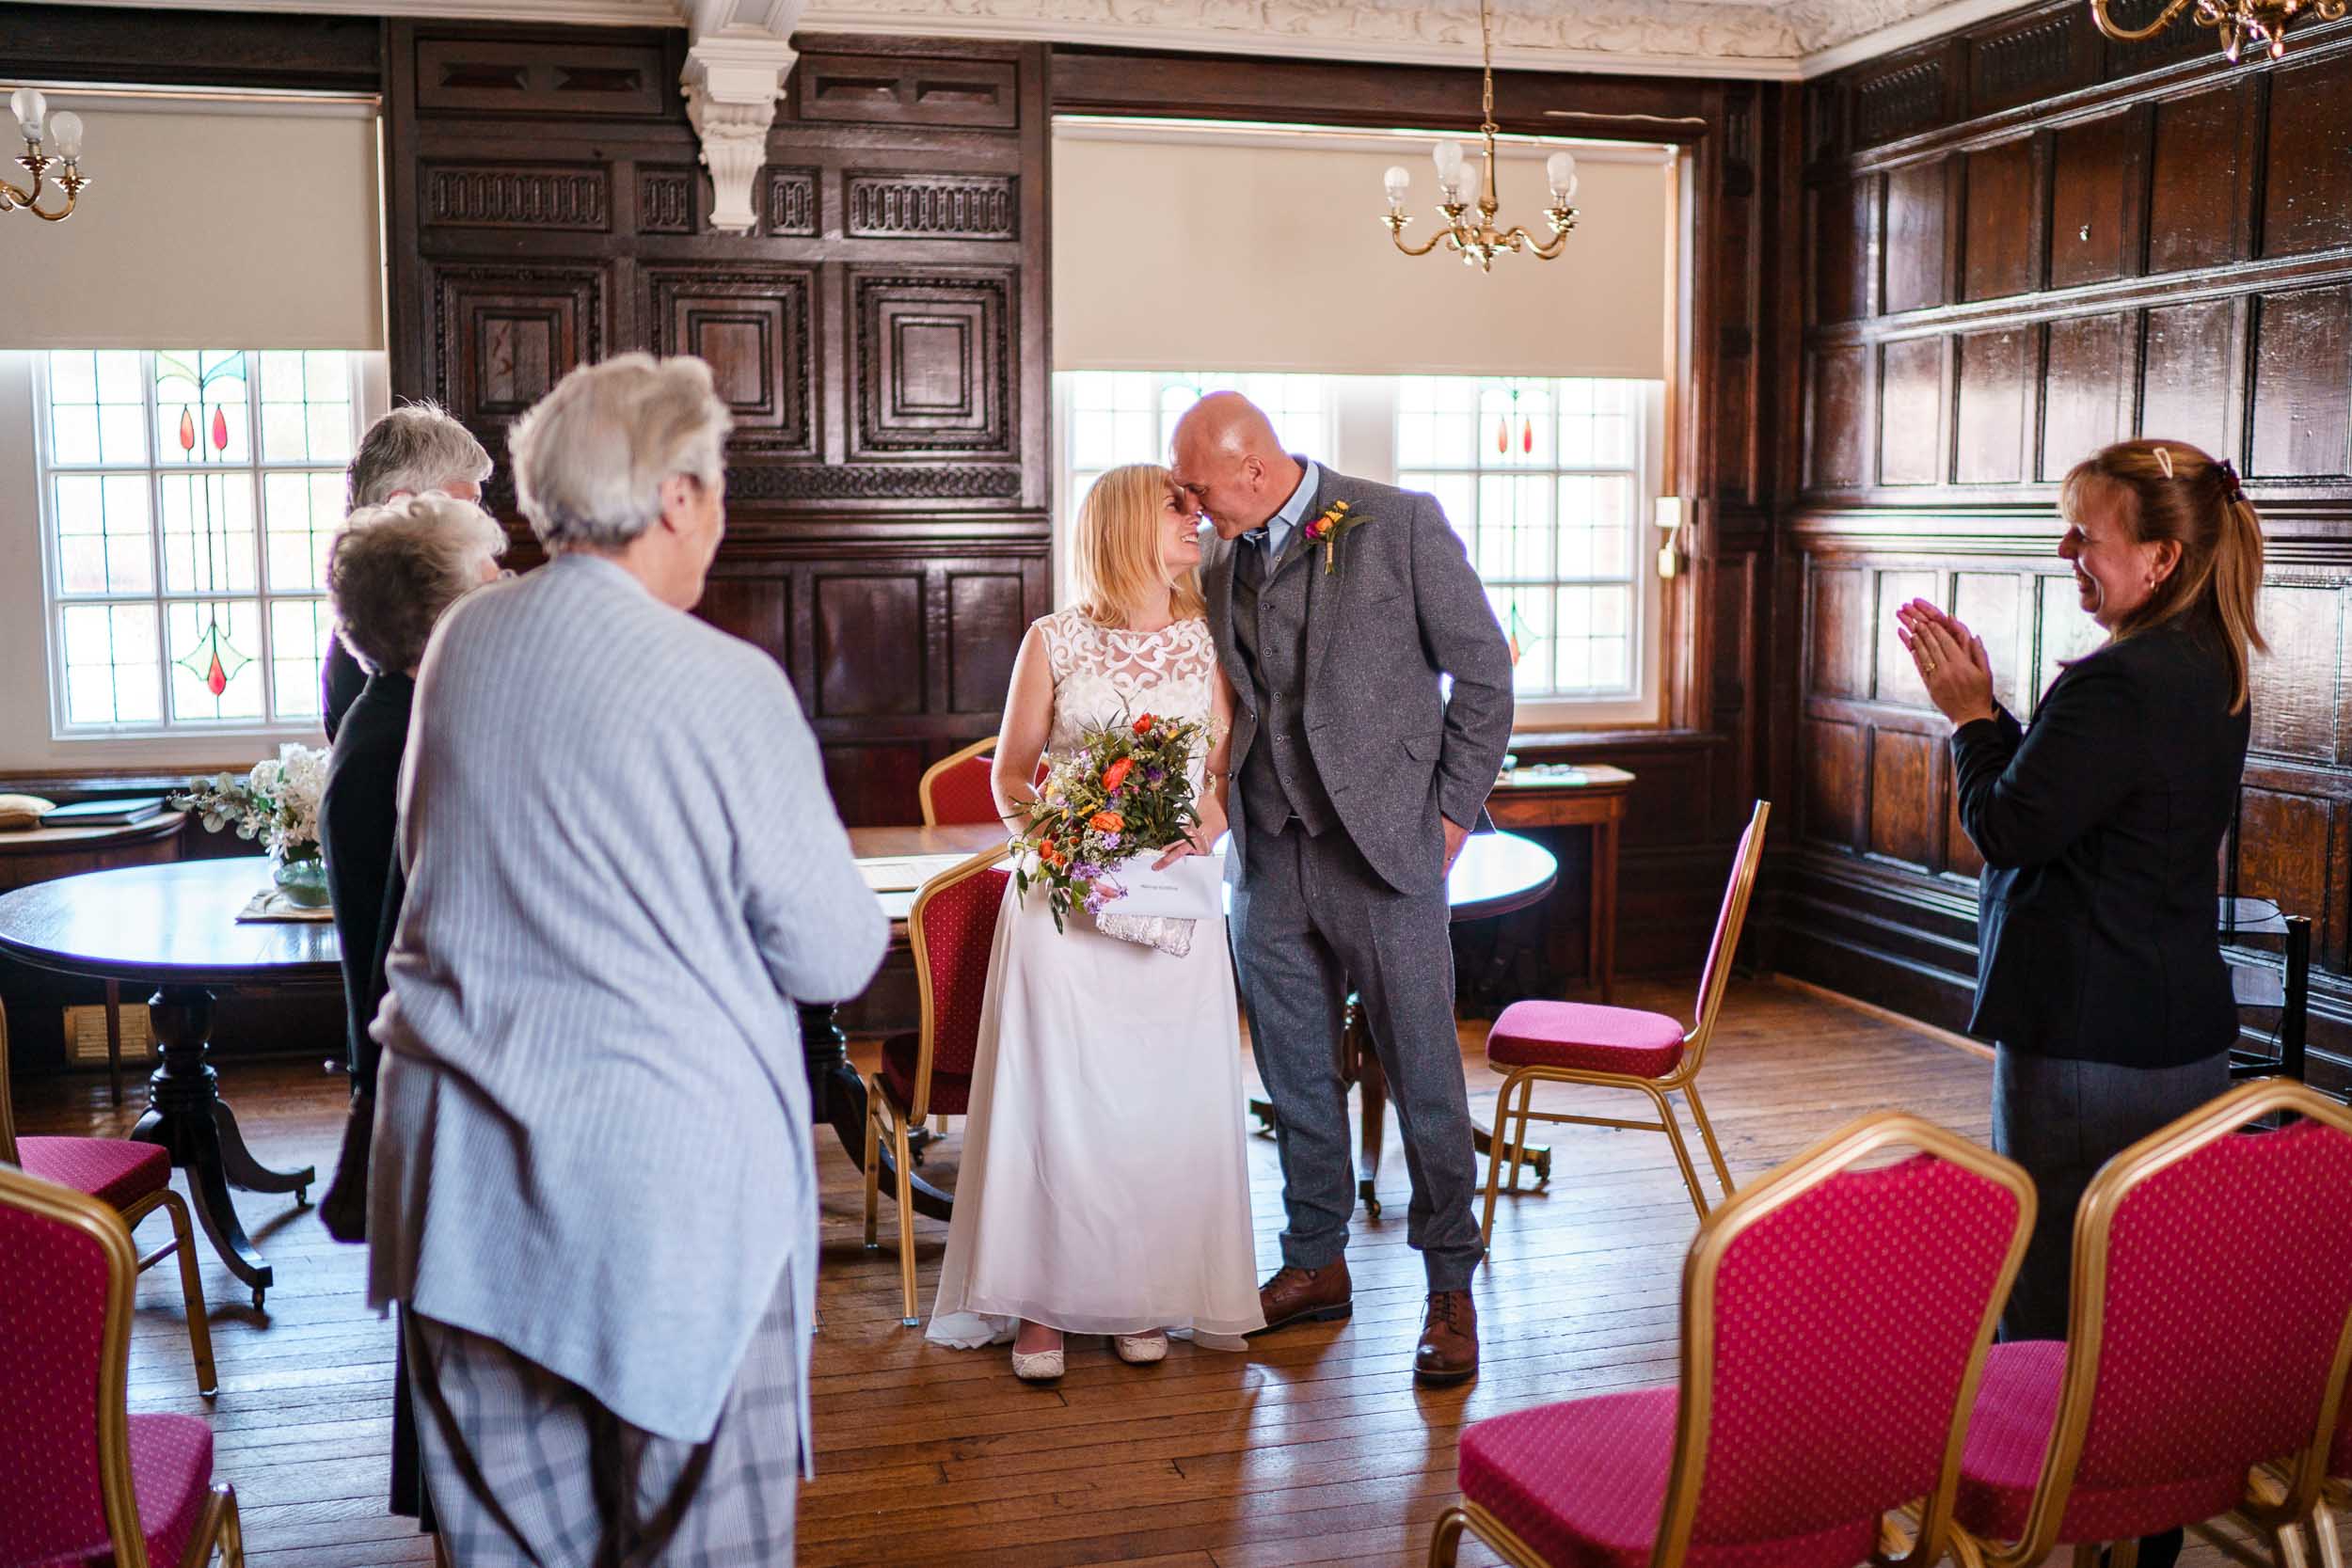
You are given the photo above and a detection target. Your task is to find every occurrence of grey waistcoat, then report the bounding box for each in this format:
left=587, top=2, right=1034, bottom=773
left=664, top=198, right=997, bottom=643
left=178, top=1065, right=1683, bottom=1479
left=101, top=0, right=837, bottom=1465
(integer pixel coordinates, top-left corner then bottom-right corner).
left=1232, top=533, right=1338, bottom=836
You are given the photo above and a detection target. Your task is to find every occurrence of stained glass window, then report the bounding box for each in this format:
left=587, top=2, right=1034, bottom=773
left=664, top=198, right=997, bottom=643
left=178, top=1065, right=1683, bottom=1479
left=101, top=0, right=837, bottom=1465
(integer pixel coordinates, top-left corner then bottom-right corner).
left=38, top=349, right=359, bottom=733
left=1398, top=377, right=1646, bottom=701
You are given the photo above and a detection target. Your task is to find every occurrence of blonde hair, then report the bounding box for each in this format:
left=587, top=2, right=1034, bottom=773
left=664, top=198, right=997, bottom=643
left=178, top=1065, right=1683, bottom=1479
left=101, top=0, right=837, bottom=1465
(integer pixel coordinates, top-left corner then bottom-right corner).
left=1068, top=463, right=1204, bottom=626
left=2059, top=438, right=2267, bottom=714
left=328, top=493, right=508, bottom=674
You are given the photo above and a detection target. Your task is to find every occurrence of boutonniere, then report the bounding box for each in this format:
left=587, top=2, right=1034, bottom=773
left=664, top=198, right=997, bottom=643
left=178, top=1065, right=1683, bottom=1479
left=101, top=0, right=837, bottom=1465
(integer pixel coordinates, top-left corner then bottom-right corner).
left=1301, top=499, right=1366, bottom=575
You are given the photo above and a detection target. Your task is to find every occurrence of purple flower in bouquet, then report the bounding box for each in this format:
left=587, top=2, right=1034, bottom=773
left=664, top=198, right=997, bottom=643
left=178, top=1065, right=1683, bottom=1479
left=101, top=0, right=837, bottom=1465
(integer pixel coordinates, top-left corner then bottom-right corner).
left=1098, top=833, right=1121, bottom=850
left=1146, top=767, right=1167, bottom=785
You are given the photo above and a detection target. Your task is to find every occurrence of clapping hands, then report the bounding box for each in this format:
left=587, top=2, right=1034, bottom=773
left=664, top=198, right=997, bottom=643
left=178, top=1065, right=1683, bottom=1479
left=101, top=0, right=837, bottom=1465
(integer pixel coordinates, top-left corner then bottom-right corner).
left=1893, top=599, right=2000, bottom=729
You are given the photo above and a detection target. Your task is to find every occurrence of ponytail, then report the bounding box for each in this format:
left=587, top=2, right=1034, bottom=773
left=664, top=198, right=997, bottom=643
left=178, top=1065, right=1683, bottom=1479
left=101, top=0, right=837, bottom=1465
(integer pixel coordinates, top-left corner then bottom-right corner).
left=2059, top=439, right=2268, bottom=715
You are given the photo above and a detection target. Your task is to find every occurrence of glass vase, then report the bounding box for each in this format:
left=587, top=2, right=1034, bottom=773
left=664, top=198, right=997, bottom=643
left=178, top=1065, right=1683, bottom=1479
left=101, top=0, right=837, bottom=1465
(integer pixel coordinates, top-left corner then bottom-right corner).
left=272, top=849, right=331, bottom=909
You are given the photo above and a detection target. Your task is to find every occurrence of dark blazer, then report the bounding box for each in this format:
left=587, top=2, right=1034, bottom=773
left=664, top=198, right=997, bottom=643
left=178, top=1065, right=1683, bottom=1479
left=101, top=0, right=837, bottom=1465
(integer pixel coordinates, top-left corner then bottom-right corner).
left=320, top=671, right=412, bottom=1090
left=321, top=631, right=369, bottom=742
left=1952, top=616, right=2248, bottom=1068
left=1200, top=464, right=1514, bottom=894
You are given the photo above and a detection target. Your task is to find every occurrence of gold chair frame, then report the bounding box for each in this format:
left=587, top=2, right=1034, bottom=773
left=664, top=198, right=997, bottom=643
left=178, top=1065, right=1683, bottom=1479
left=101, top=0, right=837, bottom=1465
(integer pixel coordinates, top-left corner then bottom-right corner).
left=1949, top=1079, right=2352, bottom=1568
left=916, top=736, right=997, bottom=829
left=1482, top=800, right=1770, bottom=1235
left=0, top=1164, right=244, bottom=1568
left=0, top=1004, right=215, bottom=1394
left=1435, top=1110, right=2036, bottom=1568
left=864, top=843, right=1009, bottom=1326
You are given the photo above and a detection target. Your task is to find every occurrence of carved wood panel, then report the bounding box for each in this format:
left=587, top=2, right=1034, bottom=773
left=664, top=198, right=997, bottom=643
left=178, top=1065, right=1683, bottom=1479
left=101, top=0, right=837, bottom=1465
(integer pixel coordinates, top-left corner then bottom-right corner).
left=644, top=266, right=817, bottom=455
left=1883, top=159, right=1949, bottom=315
left=1954, top=327, right=2031, bottom=483
left=1869, top=728, right=1941, bottom=867
left=2148, top=82, right=2254, bottom=275
left=1879, top=337, right=1946, bottom=485
left=849, top=268, right=1015, bottom=457
left=2251, top=287, right=2352, bottom=479
left=2046, top=111, right=2141, bottom=290
left=414, top=36, right=664, bottom=117
left=2041, top=311, right=2131, bottom=481
left=425, top=262, right=605, bottom=437
left=2261, top=54, right=2352, bottom=260
left=1962, top=137, right=2039, bottom=301
left=2141, top=298, right=2237, bottom=459
left=424, top=164, right=610, bottom=230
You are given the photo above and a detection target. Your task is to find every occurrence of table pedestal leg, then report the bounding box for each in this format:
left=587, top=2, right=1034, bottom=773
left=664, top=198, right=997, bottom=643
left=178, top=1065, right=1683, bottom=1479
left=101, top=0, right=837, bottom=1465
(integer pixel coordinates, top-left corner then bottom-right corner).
left=130, top=986, right=315, bottom=1310
left=798, top=1003, right=953, bottom=1224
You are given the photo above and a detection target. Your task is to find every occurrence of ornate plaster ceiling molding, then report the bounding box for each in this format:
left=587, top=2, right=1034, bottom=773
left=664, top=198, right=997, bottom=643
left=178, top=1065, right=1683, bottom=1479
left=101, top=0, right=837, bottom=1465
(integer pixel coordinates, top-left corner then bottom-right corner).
left=792, top=0, right=2023, bottom=79
left=684, top=0, right=803, bottom=232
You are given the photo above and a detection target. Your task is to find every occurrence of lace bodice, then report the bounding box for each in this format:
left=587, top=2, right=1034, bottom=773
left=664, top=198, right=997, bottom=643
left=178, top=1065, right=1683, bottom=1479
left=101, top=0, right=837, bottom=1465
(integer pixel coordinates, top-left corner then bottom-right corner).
left=1037, top=609, right=1219, bottom=787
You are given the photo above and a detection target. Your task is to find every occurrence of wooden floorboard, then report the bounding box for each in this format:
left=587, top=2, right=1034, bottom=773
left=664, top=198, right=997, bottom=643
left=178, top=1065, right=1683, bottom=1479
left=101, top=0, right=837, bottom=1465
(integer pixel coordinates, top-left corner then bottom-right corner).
left=12, top=979, right=2261, bottom=1567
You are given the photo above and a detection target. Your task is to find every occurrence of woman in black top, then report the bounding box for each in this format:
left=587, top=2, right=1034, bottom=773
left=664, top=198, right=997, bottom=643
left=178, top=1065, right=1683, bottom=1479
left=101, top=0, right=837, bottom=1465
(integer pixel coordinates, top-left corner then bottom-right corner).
left=1899, top=438, right=2265, bottom=1354
left=318, top=491, right=506, bottom=1533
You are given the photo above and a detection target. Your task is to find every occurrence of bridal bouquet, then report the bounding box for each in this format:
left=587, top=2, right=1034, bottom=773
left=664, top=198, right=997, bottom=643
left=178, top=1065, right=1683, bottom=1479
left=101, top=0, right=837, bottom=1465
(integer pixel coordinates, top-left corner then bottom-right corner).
left=1016, top=709, right=1212, bottom=933
left=172, top=742, right=329, bottom=867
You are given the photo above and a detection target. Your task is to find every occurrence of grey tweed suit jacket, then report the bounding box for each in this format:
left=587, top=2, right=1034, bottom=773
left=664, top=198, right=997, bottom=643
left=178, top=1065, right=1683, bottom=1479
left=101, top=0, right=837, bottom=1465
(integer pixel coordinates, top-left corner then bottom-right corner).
left=1203, top=464, right=1515, bottom=894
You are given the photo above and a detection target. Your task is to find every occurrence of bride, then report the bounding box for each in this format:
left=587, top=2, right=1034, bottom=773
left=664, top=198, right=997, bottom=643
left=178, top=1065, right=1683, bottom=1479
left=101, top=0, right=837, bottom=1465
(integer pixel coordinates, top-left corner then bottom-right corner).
left=927, top=462, right=1266, bottom=1378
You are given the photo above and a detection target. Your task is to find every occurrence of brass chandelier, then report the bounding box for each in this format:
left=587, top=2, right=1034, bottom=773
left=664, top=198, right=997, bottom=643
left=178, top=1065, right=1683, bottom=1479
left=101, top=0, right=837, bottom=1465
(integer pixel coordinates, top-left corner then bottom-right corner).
left=3, top=88, right=90, bottom=223
left=2087, top=0, right=2345, bottom=62
left=1379, top=0, right=1578, bottom=273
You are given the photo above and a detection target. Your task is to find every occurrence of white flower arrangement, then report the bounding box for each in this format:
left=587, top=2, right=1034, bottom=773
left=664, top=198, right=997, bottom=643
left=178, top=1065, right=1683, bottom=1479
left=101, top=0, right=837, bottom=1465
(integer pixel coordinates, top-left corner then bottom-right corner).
left=173, top=743, right=330, bottom=864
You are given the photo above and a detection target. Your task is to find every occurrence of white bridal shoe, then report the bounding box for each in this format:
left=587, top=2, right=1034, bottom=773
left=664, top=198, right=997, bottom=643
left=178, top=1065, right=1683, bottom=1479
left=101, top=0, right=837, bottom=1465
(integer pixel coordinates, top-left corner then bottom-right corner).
left=1010, top=1345, right=1064, bottom=1382
left=1113, top=1331, right=1169, bottom=1365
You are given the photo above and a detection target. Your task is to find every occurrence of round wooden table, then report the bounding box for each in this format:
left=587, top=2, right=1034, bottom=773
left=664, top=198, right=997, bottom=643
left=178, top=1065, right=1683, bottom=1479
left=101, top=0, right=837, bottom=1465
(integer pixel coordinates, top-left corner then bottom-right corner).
left=0, top=858, right=327, bottom=1307
left=810, top=827, right=1558, bottom=1223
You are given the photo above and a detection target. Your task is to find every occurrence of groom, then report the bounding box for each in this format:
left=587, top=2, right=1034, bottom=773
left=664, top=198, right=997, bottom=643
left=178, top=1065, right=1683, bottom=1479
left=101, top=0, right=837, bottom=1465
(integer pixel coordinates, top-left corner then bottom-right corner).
left=1171, top=392, right=1514, bottom=1385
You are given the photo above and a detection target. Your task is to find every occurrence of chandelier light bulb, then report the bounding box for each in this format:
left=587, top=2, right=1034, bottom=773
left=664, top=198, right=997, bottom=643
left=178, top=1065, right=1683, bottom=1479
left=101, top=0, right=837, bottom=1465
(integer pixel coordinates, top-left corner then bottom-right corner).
left=47, top=110, right=82, bottom=161
left=10, top=87, right=47, bottom=141
left=1546, top=151, right=1578, bottom=199
left=1383, top=165, right=1410, bottom=202
left=1432, top=139, right=1465, bottom=181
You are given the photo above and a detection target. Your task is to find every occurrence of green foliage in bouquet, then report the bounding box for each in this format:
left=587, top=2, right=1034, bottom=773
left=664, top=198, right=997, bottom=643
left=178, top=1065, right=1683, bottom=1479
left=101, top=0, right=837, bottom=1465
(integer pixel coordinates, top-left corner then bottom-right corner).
left=1016, top=707, right=1213, bottom=932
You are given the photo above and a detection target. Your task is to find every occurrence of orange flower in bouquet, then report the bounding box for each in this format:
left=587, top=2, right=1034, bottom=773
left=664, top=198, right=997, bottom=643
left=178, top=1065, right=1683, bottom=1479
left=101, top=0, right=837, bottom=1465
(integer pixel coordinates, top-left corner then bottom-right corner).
left=1016, top=705, right=1213, bottom=933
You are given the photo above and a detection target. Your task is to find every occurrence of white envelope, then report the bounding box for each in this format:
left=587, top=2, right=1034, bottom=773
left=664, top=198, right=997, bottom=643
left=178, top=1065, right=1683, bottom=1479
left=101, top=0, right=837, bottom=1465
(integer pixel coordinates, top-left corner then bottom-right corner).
left=1096, top=849, right=1225, bottom=919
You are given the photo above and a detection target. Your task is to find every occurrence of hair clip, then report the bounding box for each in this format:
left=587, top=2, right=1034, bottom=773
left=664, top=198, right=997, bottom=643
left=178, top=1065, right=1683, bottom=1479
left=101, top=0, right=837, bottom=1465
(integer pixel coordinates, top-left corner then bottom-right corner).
left=2215, top=456, right=2246, bottom=502
left=2153, top=446, right=2175, bottom=480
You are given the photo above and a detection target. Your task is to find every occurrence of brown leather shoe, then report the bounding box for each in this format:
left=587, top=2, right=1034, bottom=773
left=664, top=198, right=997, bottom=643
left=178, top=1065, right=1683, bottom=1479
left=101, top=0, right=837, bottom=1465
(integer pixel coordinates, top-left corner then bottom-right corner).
left=1414, top=1290, right=1479, bottom=1385
left=1250, top=1259, right=1353, bottom=1335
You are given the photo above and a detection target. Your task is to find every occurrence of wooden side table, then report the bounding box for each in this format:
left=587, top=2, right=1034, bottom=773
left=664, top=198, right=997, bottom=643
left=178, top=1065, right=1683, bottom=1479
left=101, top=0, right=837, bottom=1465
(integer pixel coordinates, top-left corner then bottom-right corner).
left=1485, top=766, right=1634, bottom=1004
left=0, top=812, right=187, bottom=1104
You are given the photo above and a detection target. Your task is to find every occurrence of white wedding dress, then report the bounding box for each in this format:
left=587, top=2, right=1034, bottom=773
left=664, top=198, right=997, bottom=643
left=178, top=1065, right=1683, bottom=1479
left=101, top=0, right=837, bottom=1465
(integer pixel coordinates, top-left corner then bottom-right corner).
left=926, top=608, right=1266, bottom=1350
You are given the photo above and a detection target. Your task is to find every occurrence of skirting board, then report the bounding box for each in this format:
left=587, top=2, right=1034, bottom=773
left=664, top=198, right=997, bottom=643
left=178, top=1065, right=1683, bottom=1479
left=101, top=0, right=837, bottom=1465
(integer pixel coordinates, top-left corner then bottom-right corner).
left=1772, top=974, right=1994, bottom=1062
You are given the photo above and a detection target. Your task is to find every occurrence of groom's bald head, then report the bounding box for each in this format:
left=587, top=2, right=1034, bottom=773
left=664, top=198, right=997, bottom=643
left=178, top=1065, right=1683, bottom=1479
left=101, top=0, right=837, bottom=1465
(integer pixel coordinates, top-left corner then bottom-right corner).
left=1170, top=391, right=1305, bottom=542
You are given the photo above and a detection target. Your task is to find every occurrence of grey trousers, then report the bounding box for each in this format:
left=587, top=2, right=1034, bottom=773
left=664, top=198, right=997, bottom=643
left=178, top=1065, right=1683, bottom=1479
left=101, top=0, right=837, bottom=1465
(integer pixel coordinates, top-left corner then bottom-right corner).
left=406, top=1272, right=801, bottom=1568
left=1231, top=822, right=1484, bottom=1291
left=1991, top=1044, right=2231, bottom=1342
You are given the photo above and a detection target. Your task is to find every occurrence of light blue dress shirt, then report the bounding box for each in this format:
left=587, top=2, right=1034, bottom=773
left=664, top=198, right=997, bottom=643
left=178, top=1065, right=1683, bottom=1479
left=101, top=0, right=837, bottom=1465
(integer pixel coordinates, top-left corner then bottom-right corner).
left=1257, top=459, right=1321, bottom=565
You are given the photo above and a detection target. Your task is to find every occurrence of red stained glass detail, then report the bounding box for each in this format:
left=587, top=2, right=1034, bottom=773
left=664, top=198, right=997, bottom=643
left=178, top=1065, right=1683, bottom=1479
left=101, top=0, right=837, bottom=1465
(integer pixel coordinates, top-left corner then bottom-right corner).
left=205, top=651, right=227, bottom=696
left=1495, top=417, right=1508, bottom=454
left=210, top=406, right=229, bottom=453
left=177, top=407, right=196, bottom=453
left=1522, top=417, right=1534, bottom=454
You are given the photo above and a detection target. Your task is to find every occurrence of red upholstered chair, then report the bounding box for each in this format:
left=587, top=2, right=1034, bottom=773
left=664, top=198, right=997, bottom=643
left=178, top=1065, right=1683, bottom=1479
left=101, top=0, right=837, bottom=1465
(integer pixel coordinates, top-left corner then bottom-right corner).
left=918, top=738, right=1002, bottom=828
left=1950, top=1079, right=2352, bottom=1568
left=0, top=1006, right=215, bottom=1395
left=865, top=845, right=1009, bottom=1325
left=1432, top=1111, right=2034, bottom=1568
left=0, top=1163, right=244, bottom=1568
left=1481, top=800, right=1770, bottom=1234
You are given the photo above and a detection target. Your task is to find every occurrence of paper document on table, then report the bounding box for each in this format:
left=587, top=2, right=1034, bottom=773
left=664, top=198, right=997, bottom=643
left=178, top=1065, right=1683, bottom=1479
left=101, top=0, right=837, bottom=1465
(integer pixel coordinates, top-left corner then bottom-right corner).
left=1096, top=850, right=1225, bottom=919
left=856, top=854, right=980, bottom=894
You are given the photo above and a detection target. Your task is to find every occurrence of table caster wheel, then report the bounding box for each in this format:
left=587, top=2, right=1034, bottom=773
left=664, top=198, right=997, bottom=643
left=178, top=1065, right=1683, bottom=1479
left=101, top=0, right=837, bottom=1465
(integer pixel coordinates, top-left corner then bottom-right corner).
left=252, top=1289, right=266, bottom=1312
left=294, top=1184, right=310, bottom=1208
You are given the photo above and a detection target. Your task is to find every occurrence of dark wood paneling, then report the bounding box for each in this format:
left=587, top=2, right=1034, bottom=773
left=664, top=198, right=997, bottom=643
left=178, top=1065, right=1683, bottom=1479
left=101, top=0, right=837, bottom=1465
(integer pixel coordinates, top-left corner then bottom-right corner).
left=1954, top=327, right=2031, bottom=483
left=2140, top=298, right=2237, bottom=458
left=1869, top=728, right=1941, bottom=866
left=2047, top=110, right=2142, bottom=290
left=2262, top=55, right=2352, bottom=261
left=1962, top=138, right=2039, bottom=301
left=2251, top=287, right=2352, bottom=479
left=388, top=24, right=1054, bottom=827
left=1875, top=569, right=1940, bottom=706
left=1788, top=9, right=2352, bottom=1078
left=816, top=576, right=925, bottom=718
left=1883, top=160, right=1949, bottom=315
left=2148, top=82, right=2254, bottom=275
left=1815, top=178, right=1875, bottom=325
left=1803, top=721, right=1867, bottom=850
left=0, top=2, right=380, bottom=91
left=1812, top=346, right=1870, bottom=489
left=1879, top=338, right=1947, bottom=485
left=2040, top=311, right=2131, bottom=480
